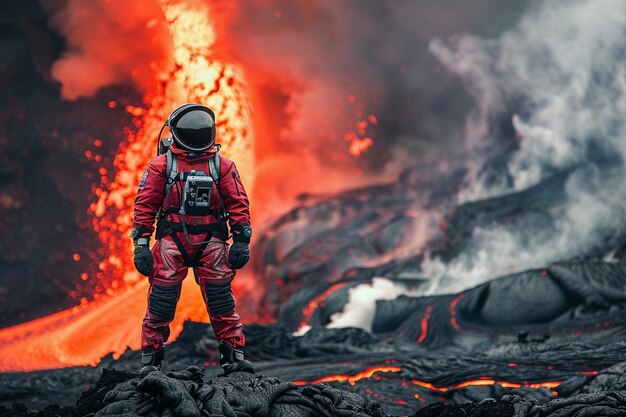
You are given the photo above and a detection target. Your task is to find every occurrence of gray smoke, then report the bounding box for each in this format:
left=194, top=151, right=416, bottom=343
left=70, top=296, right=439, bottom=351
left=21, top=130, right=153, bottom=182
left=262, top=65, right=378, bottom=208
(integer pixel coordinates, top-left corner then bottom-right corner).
left=223, top=0, right=530, bottom=178
left=423, top=0, right=626, bottom=293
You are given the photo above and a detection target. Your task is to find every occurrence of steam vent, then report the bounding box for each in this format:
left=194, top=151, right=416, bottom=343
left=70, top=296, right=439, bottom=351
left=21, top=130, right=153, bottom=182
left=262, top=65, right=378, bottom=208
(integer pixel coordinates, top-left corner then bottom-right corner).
left=2, top=1, right=626, bottom=416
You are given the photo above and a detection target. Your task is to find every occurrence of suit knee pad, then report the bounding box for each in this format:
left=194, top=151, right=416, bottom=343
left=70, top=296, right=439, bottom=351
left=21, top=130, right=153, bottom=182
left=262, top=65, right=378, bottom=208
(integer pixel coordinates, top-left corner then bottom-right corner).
left=149, top=284, right=180, bottom=319
left=205, top=282, right=235, bottom=316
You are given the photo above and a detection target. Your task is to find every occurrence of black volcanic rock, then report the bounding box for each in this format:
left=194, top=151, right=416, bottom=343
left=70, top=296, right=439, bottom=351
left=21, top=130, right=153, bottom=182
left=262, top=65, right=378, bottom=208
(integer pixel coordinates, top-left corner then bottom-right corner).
left=2, top=366, right=626, bottom=417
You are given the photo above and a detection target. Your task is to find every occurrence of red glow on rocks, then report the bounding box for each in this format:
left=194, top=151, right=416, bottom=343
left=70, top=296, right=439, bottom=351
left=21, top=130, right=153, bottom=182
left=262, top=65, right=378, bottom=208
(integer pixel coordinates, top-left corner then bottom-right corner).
left=449, top=293, right=464, bottom=330
left=297, top=282, right=348, bottom=332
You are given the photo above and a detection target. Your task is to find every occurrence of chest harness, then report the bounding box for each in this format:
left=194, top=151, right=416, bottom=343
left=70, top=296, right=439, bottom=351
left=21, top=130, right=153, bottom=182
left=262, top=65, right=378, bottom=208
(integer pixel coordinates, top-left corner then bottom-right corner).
left=155, top=147, right=229, bottom=267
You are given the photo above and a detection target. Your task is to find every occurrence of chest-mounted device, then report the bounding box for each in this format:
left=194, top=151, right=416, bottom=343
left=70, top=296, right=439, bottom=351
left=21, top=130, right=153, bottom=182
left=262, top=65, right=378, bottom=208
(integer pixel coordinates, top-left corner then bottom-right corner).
left=179, top=170, right=214, bottom=216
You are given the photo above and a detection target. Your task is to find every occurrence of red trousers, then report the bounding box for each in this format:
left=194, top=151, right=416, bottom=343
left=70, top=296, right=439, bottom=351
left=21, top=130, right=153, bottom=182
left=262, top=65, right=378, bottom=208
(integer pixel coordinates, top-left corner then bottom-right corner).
left=141, top=233, right=244, bottom=350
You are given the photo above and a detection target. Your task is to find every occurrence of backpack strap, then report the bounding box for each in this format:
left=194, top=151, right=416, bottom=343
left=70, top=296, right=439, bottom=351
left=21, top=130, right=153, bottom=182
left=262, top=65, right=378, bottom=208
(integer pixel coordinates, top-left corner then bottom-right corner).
left=165, top=149, right=178, bottom=197
left=208, top=153, right=220, bottom=185
left=208, top=152, right=229, bottom=223
left=155, top=149, right=177, bottom=223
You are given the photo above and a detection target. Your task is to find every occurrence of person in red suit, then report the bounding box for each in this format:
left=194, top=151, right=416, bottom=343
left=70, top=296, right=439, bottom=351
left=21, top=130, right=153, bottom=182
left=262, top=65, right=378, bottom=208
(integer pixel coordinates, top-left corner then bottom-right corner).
left=130, top=103, right=253, bottom=375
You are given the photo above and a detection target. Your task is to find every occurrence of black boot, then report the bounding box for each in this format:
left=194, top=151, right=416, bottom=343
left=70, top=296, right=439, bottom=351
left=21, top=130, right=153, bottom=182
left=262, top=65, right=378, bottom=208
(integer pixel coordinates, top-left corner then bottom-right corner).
left=219, top=341, right=254, bottom=375
left=139, top=346, right=164, bottom=377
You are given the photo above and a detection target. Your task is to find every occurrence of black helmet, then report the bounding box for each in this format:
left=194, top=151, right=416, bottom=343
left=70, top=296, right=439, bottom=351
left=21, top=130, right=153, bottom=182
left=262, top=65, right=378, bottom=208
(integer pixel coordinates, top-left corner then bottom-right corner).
left=167, top=103, right=216, bottom=152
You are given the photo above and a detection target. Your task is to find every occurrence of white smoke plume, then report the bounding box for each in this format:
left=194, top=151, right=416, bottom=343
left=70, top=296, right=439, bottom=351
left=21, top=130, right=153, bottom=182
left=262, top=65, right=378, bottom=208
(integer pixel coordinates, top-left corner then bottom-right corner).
left=327, top=277, right=421, bottom=332
left=422, top=0, right=626, bottom=293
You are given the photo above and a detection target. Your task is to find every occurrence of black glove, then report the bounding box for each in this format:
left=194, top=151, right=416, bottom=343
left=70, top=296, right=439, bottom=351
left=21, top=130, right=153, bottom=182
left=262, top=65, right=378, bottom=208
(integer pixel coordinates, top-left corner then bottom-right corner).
left=228, top=242, right=250, bottom=269
left=131, top=227, right=153, bottom=277
left=229, top=223, right=252, bottom=269
left=134, top=244, right=153, bottom=276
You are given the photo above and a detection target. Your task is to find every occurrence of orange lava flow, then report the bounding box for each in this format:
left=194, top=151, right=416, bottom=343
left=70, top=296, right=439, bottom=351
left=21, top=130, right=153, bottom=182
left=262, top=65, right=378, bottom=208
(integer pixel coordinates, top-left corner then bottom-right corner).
left=293, top=366, right=402, bottom=386
left=411, top=378, right=561, bottom=394
left=0, top=0, right=253, bottom=372
left=0, top=279, right=208, bottom=371
left=416, top=305, right=432, bottom=343
left=292, top=366, right=561, bottom=396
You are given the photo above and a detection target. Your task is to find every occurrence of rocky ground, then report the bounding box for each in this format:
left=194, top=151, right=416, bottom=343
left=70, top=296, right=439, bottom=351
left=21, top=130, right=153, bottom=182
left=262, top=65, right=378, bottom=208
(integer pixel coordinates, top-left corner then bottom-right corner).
left=3, top=163, right=626, bottom=416
left=1, top=351, right=625, bottom=416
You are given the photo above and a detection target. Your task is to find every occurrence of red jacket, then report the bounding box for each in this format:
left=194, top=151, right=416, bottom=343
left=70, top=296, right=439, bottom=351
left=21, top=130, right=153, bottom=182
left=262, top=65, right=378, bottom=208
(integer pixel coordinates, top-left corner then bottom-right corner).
left=132, top=143, right=250, bottom=238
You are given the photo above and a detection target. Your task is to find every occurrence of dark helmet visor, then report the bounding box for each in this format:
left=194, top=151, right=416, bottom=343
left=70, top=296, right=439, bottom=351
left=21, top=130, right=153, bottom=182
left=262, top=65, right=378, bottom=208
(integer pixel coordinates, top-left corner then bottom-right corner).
left=171, top=107, right=216, bottom=151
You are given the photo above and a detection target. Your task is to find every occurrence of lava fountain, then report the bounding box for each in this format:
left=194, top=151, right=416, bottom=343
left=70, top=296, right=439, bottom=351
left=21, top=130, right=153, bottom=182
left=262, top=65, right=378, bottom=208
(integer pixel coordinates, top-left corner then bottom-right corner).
left=92, top=0, right=254, bottom=296
left=0, top=0, right=253, bottom=372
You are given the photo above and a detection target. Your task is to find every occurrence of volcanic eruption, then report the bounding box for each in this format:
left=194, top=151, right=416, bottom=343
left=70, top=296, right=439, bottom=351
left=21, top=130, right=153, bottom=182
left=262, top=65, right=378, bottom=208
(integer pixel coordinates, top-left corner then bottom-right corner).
left=0, top=0, right=257, bottom=371
left=1, top=0, right=626, bottom=416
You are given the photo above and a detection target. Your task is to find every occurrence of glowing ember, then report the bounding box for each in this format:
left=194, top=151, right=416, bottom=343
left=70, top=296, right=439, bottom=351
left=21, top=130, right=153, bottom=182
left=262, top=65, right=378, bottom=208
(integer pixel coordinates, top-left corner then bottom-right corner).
left=344, top=113, right=377, bottom=157
left=348, top=136, right=374, bottom=157
left=293, top=366, right=402, bottom=386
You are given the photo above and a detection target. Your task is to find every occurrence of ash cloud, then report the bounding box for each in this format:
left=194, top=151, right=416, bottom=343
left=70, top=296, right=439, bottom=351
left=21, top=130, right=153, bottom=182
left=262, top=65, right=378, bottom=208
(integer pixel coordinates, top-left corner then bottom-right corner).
left=423, top=0, right=626, bottom=293
left=212, top=0, right=530, bottom=216
left=226, top=0, right=527, bottom=160
left=40, top=0, right=531, bottom=218
left=40, top=0, right=528, bottom=173
left=39, top=0, right=171, bottom=100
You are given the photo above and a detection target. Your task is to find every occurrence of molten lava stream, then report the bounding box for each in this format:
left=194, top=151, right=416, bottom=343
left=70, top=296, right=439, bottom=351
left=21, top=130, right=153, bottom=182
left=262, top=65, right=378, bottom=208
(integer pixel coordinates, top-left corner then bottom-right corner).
left=293, top=366, right=403, bottom=386
left=0, top=276, right=206, bottom=372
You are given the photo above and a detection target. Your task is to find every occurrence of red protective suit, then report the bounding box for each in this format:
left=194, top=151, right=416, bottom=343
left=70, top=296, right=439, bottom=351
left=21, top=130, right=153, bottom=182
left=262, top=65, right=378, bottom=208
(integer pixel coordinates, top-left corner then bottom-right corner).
left=132, top=142, right=250, bottom=351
